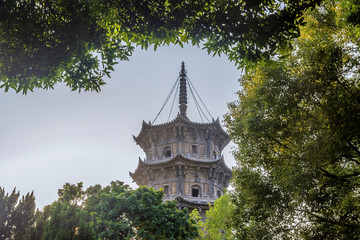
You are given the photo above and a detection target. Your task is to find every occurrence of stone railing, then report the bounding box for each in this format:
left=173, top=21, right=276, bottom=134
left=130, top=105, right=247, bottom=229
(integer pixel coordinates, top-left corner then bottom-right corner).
left=146, top=153, right=216, bottom=164
left=163, top=194, right=217, bottom=204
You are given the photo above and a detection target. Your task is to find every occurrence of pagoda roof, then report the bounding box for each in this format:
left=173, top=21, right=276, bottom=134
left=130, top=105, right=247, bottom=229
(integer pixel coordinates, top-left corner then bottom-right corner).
left=133, top=114, right=230, bottom=145
left=129, top=153, right=232, bottom=181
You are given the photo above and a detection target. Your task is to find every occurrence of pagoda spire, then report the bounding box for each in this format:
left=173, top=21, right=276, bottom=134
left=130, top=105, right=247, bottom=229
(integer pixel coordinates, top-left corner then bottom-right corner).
left=179, top=62, right=187, bottom=118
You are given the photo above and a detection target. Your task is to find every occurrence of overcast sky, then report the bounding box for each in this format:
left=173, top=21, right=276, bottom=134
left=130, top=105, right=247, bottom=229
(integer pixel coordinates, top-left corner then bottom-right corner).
left=0, top=44, right=241, bottom=209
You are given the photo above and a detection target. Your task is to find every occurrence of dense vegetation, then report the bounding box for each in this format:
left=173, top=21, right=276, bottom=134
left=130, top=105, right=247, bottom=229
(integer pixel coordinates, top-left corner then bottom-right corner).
left=225, top=0, right=360, bottom=238
left=0, top=0, right=320, bottom=93
left=191, top=194, right=235, bottom=240
left=0, top=181, right=198, bottom=240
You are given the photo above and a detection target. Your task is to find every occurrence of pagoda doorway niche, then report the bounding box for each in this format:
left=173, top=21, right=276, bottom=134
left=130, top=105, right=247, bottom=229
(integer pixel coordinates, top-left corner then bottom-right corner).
left=191, top=185, right=201, bottom=198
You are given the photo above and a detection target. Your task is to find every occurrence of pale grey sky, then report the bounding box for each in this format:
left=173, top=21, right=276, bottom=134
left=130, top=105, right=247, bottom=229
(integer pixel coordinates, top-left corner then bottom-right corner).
left=0, top=44, right=241, bottom=209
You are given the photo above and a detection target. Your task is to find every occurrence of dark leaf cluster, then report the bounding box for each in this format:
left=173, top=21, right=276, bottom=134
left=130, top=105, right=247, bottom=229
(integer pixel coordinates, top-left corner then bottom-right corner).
left=0, top=0, right=322, bottom=93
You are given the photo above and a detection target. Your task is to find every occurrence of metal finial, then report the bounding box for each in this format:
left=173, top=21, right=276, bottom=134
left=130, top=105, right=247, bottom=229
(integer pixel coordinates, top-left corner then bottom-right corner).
left=181, top=61, right=186, bottom=77
left=179, top=62, right=187, bottom=118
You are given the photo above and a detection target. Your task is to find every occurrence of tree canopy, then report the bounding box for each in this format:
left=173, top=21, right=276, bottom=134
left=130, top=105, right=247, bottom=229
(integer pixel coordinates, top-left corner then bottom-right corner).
left=225, top=0, right=360, bottom=238
left=191, top=194, right=235, bottom=240
left=0, top=0, right=322, bottom=93
left=0, top=181, right=198, bottom=240
left=0, top=187, right=36, bottom=240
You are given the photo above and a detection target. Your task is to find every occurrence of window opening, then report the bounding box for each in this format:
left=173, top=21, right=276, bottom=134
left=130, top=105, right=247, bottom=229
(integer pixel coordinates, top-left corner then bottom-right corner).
left=191, top=185, right=201, bottom=197
left=164, top=146, right=171, bottom=157
left=192, top=188, right=199, bottom=197
left=192, top=145, right=198, bottom=153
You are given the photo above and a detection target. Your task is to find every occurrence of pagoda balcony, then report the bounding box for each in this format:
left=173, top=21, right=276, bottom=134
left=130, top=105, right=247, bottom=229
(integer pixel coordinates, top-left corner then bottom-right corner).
left=146, top=153, right=219, bottom=164
left=163, top=194, right=218, bottom=204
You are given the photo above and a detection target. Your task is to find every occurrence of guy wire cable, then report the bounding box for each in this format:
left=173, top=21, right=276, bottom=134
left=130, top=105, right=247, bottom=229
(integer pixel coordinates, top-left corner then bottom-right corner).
left=152, top=76, right=180, bottom=124
left=187, top=76, right=214, bottom=120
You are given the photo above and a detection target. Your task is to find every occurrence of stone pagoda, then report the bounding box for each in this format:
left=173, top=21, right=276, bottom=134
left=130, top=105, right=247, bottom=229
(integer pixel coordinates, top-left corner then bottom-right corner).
left=130, top=62, right=232, bottom=215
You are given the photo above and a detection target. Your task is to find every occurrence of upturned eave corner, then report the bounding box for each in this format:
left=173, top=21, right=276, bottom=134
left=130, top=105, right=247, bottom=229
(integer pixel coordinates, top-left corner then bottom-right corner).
left=215, top=117, right=230, bottom=134
left=219, top=157, right=232, bottom=174
left=133, top=120, right=151, bottom=140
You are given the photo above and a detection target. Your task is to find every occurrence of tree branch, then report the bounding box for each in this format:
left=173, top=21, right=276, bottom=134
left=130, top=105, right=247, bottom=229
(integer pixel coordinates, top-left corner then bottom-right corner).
left=320, top=168, right=351, bottom=183
left=346, top=140, right=360, bottom=160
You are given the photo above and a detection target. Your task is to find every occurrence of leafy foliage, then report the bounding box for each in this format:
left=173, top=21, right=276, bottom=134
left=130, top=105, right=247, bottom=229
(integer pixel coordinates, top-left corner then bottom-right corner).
left=1, top=181, right=198, bottom=239
left=0, top=0, right=322, bottom=93
left=191, top=194, right=235, bottom=240
left=0, top=187, right=36, bottom=240
left=86, top=181, right=134, bottom=239
left=27, top=181, right=197, bottom=240
left=124, top=187, right=198, bottom=240
left=39, top=202, right=95, bottom=240
left=225, top=1, right=360, bottom=238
